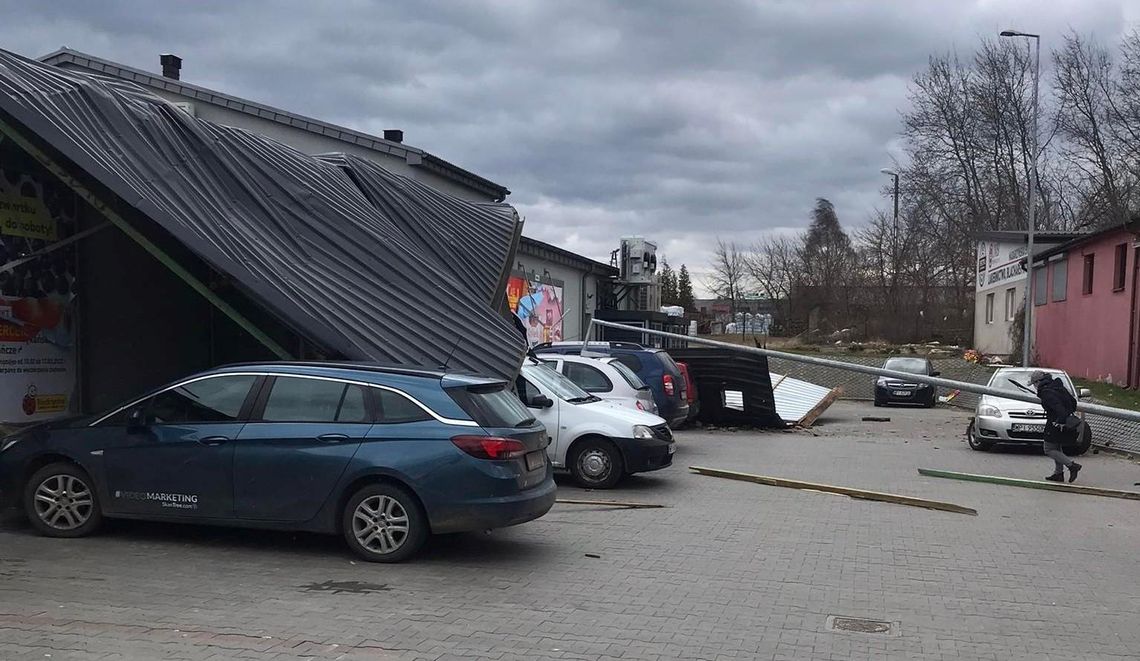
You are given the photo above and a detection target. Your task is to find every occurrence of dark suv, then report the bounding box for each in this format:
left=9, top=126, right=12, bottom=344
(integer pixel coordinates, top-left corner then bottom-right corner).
left=533, top=342, right=690, bottom=426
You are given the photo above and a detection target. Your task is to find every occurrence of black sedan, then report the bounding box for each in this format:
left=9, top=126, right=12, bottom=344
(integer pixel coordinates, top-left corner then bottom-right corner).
left=873, top=357, right=939, bottom=408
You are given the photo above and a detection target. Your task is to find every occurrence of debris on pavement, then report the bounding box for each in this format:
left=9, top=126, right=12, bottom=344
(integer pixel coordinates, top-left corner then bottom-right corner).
left=555, top=499, right=666, bottom=509
left=862, top=416, right=891, bottom=422
left=917, top=468, right=1140, bottom=501
left=689, top=465, right=977, bottom=515
left=769, top=372, right=842, bottom=428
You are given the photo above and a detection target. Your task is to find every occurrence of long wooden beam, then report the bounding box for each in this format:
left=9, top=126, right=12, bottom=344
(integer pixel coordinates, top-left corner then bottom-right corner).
left=917, top=468, right=1140, bottom=501
left=690, top=466, right=978, bottom=516
left=555, top=498, right=666, bottom=509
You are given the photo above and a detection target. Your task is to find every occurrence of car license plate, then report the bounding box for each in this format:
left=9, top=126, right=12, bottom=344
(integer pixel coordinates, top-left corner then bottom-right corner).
left=1011, top=423, right=1045, bottom=433
left=525, top=451, right=546, bottom=471
left=892, top=390, right=910, bottom=397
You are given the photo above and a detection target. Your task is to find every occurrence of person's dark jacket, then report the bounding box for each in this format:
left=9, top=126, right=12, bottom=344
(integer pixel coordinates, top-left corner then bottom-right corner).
left=1037, top=376, right=1077, bottom=443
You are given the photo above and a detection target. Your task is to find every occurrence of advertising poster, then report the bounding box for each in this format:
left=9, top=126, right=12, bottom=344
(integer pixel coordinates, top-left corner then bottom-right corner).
left=506, top=273, right=564, bottom=346
left=0, top=140, right=79, bottom=423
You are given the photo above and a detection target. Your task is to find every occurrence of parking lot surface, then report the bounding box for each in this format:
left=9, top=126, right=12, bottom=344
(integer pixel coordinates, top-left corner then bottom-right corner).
left=2, top=402, right=1139, bottom=661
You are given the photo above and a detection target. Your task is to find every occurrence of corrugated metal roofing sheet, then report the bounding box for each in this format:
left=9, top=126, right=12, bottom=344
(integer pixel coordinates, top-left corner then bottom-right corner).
left=769, top=373, right=838, bottom=426
left=0, top=48, right=525, bottom=381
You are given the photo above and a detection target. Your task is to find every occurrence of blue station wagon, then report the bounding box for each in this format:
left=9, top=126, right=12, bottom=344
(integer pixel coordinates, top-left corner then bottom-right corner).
left=0, top=363, right=556, bottom=562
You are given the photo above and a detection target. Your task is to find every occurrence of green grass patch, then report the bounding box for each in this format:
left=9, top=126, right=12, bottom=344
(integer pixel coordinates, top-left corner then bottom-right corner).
left=1074, top=379, right=1140, bottom=412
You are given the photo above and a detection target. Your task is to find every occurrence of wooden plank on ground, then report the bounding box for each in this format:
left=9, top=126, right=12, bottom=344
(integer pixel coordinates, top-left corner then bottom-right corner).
left=798, top=387, right=841, bottom=428
left=555, top=499, right=666, bottom=509
left=917, top=468, right=1140, bottom=501
left=689, top=466, right=977, bottom=516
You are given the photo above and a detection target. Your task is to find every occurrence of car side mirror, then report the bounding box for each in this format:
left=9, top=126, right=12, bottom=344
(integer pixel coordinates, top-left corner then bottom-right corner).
left=530, top=394, right=554, bottom=409
left=1079, top=388, right=1092, bottom=399
left=930, top=371, right=941, bottom=377
left=126, top=408, right=148, bottom=431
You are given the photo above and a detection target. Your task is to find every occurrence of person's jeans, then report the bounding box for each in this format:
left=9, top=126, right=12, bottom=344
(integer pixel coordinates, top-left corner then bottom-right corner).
left=1043, top=440, right=1073, bottom=474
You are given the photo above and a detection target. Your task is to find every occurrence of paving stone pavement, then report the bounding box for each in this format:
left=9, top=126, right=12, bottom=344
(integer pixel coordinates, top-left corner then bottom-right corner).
left=2, top=402, right=1139, bottom=661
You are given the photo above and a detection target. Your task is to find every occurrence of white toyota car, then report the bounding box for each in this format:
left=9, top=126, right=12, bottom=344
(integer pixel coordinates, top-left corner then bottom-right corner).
left=970, top=367, right=1092, bottom=454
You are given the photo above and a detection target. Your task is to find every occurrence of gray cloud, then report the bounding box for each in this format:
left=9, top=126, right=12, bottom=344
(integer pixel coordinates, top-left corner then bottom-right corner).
left=0, top=0, right=1132, bottom=292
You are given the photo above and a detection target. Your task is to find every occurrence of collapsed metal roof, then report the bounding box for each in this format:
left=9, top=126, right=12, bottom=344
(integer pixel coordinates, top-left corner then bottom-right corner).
left=0, top=48, right=526, bottom=381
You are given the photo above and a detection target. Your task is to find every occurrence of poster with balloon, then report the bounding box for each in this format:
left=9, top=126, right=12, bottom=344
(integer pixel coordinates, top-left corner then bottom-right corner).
left=0, top=139, right=79, bottom=423
left=506, top=273, right=564, bottom=346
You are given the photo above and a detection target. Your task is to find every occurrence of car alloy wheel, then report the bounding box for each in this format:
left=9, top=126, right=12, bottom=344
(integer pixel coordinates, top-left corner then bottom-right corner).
left=24, top=463, right=103, bottom=538
left=342, top=483, right=427, bottom=563
left=34, top=474, right=94, bottom=531
left=352, top=494, right=410, bottom=555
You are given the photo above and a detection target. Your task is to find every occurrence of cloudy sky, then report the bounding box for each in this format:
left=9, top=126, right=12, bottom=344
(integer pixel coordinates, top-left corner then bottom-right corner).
left=2, top=0, right=1137, bottom=292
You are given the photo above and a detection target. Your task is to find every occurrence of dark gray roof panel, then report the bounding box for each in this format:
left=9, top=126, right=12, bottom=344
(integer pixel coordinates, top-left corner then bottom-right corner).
left=326, top=154, right=520, bottom=306
left=38, top=48, right=510, bottom=200
left=0, top=48, right=525, bottom=380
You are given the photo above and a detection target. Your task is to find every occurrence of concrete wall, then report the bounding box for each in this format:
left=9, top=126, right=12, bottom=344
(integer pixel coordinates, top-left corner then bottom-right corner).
left=1034, top=231, right=1135, bottom=385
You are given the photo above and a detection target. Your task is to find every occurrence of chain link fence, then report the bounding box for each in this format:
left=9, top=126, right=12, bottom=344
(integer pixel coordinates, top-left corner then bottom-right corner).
left=767, top=353, right=1140, bottom=455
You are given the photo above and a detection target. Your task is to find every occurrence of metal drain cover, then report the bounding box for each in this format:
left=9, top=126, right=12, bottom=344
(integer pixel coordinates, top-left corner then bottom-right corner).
left=827, top=615, right=897, bottom=635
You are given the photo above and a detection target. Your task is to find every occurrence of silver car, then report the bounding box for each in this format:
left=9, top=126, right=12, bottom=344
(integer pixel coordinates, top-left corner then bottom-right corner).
left=538, top=354, right=659, bottom=415
left=969, top=367, right=1092, bottom=453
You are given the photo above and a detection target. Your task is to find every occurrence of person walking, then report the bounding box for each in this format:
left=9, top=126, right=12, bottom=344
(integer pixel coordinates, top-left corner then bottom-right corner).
left=1031, top=370, right=1082, bottom=483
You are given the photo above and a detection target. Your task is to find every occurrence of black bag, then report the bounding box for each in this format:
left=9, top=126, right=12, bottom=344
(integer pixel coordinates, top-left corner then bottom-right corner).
left=1062, top=413, right=1082, bottom=431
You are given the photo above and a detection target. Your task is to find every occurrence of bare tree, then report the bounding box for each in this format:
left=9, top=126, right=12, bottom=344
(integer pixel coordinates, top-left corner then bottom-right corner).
left=1053, top=32, right=1132, bottom=227
left=704, top=238, right=749, bottom=314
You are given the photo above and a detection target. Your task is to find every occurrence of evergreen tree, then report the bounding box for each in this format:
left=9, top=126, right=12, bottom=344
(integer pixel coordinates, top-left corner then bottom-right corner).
left=659, top=259, right=678, bottom=306
left=677, top=264, right=695, bottom=311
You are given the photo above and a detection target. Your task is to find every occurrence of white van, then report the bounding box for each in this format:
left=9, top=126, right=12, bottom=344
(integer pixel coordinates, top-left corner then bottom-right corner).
left=515, top=359, right=674, bottom=489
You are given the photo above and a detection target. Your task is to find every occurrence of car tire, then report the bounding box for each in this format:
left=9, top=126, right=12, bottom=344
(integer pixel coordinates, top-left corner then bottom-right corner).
left=569, top=437, right=624, bottom=490
left=966, top=420, right=992, bottom=452
left=923, top=393, right=936, bottom=408
left=341, top=483, right=428, bottom=563
left=23, top=463, right=103, bottom=538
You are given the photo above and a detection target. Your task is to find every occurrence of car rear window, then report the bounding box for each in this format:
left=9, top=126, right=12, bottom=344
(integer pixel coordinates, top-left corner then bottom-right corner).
left=656, top=351, right=680, bottom=373
left=448, top=385, right=534, bottom=428
left=607, top=359, right=647, bottom=389
left=612, top=353, right=643, bottom=373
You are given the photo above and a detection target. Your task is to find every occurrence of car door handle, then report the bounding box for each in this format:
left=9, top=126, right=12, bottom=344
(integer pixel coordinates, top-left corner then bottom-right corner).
left=317, top=433, right=350, bottom=443
left=198, top=436, right=229, bottom=447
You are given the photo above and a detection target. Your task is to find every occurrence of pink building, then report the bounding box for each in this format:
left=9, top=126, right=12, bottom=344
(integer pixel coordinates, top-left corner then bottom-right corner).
left=1032, top=222, right=1139, bottom=387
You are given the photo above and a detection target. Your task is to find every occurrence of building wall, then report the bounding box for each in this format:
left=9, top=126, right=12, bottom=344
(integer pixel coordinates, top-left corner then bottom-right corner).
left=974, top=279, right=1022, bottom=355
left=1034, top=231, right=1135, bottom=385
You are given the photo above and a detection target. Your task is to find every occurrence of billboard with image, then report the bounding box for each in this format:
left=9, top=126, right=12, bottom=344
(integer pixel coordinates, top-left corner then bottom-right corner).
left=506, top=273, right=564, bottom=346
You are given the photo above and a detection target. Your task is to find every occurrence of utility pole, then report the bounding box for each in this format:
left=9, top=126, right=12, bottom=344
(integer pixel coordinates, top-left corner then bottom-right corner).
left=1000, top=29, right=1041, bottom=367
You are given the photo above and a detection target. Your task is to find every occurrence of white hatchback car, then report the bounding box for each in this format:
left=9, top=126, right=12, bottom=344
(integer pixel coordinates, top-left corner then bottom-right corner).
left=537, top=354, right=659, bottom=415
left=970, top=367, right=1092, bottom=454
left=515, top=359, right=673, bottom=489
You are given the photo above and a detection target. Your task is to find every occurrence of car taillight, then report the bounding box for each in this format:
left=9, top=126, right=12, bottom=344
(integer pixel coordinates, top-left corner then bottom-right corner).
left=451, top=435, right=528, bottom=460
left=663, top=374, right=675, bottom=397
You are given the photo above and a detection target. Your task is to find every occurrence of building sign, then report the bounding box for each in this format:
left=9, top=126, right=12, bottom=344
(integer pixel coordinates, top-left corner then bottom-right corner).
left=976, top=240, right=1028, bottom=292
left=0, top=140, right=79, bottom=423
left=507, top=272, right=564, bottom=345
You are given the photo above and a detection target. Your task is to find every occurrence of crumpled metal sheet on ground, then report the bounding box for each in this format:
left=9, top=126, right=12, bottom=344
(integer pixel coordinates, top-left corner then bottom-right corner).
left=0, top=48, right=525, bottom=381
left=768, top=372, right=840, bottom=427
left=668, top=348, right=784, bottom=428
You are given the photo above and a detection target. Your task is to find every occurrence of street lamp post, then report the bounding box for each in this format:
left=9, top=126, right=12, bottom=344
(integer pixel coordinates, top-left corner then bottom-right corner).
left=880, top=168, right=899, bottom=231
left=881, top=168, right=901, bottom=338
left=1000, top=28, right=1040, bottom=368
